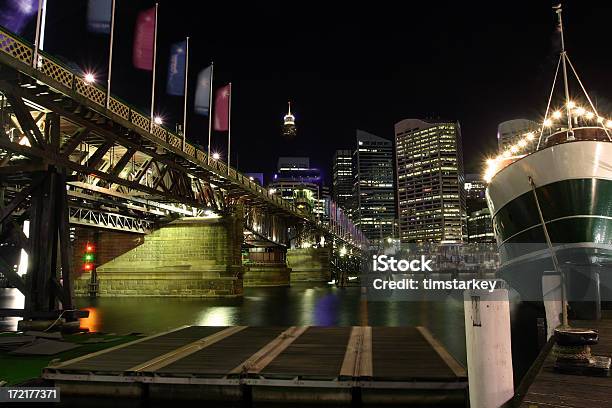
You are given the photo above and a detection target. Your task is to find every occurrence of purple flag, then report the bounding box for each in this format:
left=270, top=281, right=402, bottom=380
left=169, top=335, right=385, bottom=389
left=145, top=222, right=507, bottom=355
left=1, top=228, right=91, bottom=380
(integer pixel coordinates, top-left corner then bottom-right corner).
left=213, top=84, right=230, bottom=131
left=132, top=7, right=155, bottom=71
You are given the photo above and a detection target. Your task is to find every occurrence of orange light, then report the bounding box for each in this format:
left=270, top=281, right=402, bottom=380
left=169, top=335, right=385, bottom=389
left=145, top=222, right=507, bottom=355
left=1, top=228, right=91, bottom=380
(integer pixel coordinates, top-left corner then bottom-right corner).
left=86, top=243, right=94, bottom=252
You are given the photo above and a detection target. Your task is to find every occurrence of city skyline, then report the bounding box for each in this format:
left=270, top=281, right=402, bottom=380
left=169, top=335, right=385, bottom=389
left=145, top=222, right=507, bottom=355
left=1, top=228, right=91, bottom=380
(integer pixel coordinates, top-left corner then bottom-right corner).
left=23, top=1, right=612, bottom=181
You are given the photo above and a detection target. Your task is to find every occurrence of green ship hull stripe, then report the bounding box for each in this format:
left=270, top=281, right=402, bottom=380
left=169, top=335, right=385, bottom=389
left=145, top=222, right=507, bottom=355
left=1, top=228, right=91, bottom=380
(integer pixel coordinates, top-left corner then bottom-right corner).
left=492, top=178, right=612, bottom=243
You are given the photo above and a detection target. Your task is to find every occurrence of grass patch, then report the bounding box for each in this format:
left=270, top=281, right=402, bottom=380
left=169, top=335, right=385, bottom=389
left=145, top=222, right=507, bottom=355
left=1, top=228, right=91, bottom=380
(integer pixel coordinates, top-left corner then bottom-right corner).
left=0, top=332, right=142, bottom=385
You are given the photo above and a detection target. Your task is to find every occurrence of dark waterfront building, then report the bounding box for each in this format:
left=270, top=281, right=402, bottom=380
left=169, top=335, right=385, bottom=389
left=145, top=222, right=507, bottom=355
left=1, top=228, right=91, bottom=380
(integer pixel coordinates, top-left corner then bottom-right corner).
left=464, top=174, right=487, bottom=214
left=467, top=208, right=495, bottom=243
left=394, top=119, right=466, bottom=243
left=332, top=149, right=354, bottom=215
left=268, top=157, right=322, bottom=214
left=352, top=130, right=395, bottom=242
left=464, top=174, right=494, bottom=242
left=282, top=101, right=297, bottom=138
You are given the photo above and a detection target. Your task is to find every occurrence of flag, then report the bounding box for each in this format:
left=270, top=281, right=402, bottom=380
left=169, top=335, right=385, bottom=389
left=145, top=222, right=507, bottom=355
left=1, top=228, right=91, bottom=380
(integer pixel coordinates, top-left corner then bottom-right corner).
left=166, top=40, right=186, bottom=95
left=0, top=0, right=38, bottom=35
left=213, top=84, right=230, bottom=131
left=132, top=7, right=155, bottom=70
left=87, top=0, right=112, bottom=34
left=194, top=66, right=212, bottom=115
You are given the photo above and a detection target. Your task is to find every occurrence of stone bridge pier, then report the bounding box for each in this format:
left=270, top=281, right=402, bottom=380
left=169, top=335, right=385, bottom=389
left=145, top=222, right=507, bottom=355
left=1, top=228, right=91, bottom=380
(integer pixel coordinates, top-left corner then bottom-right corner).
left=243, top=246, right=291, bottom=287
left=287, top=247, right=333, bottom=282
left=73, top=213, right=244, bottom=297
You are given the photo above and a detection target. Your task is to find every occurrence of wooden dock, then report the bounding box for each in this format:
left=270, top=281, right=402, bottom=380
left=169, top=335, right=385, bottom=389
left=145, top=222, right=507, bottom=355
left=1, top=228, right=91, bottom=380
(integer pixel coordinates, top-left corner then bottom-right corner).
left=42, top=326, right=467, bottom=406
left=516, top=311, right=612, bottom=408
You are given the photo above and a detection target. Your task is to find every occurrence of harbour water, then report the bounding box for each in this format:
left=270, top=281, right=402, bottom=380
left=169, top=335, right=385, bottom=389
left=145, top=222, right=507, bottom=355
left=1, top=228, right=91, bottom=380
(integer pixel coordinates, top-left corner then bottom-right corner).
left=1, top=282, right=546, bottom=382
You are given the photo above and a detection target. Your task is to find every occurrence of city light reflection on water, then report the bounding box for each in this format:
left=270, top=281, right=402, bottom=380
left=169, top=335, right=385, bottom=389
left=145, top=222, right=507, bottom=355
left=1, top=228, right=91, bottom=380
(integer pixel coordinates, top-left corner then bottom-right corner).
left=0, top=283, right=468, bottom=364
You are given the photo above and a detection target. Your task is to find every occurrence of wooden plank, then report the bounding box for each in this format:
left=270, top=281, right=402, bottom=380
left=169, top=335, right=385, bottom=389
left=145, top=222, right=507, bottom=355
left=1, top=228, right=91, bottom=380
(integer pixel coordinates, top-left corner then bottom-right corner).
left=230, top=326, right=308, bottom=374
left=340, top=327, right=363, bottom=377
left=416, top=326, right=466, bottom=377
left=129, top=326, right=247, bottom=372
left=47, top=325, right=190, bottom=369
left=359, top=326, right=373, bottom=377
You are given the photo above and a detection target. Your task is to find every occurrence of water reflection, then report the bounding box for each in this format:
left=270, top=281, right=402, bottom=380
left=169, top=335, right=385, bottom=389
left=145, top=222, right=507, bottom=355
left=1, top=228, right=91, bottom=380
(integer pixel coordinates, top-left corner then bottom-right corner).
left=0, top=283, right=467, bottom=364
left=0, top=288, right=24, bottom=331
left=196, top=307, right=238, bottom=326
left=79, top=307, right=101, bottom=332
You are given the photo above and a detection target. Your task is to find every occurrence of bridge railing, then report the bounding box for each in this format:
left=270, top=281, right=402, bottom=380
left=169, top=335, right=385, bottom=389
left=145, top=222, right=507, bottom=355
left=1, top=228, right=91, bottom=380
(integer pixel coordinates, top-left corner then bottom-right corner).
left=0, top=26, right=368, bottom=249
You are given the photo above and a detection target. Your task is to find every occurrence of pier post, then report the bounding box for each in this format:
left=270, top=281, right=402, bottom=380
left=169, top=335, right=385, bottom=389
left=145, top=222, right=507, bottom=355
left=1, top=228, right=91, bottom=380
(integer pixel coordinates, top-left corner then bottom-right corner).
left=464, top=282, right=514, bottom=408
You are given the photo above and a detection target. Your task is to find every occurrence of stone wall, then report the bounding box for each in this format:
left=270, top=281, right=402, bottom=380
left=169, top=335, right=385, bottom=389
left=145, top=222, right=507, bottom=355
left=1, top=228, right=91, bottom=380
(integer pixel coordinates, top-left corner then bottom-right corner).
left=287, top=247, right=332, bottom=282
left=74, top=214, right=244, bottom=298
left=71, top=229, right=144, bottom=279
left=243, top=247, right=291, bottom=287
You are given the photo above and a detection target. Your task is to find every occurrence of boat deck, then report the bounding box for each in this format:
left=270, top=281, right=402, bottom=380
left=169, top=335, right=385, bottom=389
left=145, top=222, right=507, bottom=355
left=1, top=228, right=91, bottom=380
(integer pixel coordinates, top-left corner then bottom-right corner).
left=43, top=325, right=468, bottom=406
left=517, top=311, right=612, bottom=408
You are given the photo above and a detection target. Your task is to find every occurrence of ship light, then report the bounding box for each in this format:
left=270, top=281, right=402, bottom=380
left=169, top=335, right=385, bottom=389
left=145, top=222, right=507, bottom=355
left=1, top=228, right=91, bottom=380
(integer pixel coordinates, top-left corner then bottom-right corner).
left=518, top=139, right=527, bottom=147
left=510, top=145, right=519, bottom=154
left=552, top=110, right=562, bottom=119
left=585, top=111, right=594, bottom=120
left=543, top=119, right=553, bottom=127
left=525, top=132, right=535, bottom=141
left=606, top=120, right=612, bottom=128
left=574, top=106, right=585, bottom=116
left=567, top=100, right=576, bottom=109
left=597, top=116, right=604, bottom=123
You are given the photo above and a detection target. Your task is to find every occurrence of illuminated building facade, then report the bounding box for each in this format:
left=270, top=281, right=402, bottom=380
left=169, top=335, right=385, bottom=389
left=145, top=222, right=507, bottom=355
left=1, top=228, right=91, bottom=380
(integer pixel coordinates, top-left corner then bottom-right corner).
left=395, top=119, right=466, bottom=243
left=352, top=130, right=395, bottom=241
left=268, top=157, right=322, bottom=215
left=332, top=149, right=353, bottom=215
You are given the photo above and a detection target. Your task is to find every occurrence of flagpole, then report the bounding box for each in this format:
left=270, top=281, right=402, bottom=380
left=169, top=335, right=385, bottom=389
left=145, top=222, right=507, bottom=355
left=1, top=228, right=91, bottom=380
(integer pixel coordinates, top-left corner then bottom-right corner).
left=227, top=82, right=232, bottom=174
left=32, top=0, right=45, bottom=67
left=39, top=0, right=48, bottom=50
left=106, top=0, right=116, bottom=109
left=207, top=62, right=214, bottom=165
left=149, top=2, right=159, bottom=132
left=182, top=36, right=189, bottom=150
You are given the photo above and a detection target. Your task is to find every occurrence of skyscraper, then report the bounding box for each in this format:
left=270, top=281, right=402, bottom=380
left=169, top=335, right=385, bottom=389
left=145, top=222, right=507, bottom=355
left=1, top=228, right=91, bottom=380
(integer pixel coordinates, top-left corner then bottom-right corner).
left=352, top=130, right=395, bottom=242
left=282, top=101, right=297, bottom=138
left=497, top=119, right=539, bottom=153
left=332, top=149, right=353, bottom=214
left=395, top=119, right=466, bottom=243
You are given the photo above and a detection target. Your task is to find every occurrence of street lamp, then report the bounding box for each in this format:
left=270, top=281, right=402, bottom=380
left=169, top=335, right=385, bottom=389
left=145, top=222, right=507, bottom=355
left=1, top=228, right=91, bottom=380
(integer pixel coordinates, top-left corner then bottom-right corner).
left=84, top=73, right=95, bottom=84
left=153, top=116, right=163, bottom=125
left=212, top=152, right=220, bottom=160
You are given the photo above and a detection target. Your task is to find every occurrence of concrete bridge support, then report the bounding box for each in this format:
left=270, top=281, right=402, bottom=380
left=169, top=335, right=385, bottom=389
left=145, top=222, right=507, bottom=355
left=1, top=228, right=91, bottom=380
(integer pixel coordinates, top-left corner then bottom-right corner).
left=74, top=213, right=244, bottom=298
left=243, top=247, right=291, bottom=287
left=287, top=247, right=332, bottom=282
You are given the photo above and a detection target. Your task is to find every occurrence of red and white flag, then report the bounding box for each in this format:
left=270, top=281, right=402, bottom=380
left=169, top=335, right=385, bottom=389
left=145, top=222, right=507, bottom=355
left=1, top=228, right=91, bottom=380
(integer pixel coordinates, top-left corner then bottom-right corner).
left=214, top=84, right=231, bottom=131
left=132, top=7, right=156, bottom=70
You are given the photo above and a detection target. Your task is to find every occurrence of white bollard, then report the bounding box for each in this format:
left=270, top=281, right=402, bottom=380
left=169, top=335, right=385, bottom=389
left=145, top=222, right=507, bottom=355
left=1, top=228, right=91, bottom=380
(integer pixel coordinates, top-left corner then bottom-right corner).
left=464, top=281, right=514, bottom=408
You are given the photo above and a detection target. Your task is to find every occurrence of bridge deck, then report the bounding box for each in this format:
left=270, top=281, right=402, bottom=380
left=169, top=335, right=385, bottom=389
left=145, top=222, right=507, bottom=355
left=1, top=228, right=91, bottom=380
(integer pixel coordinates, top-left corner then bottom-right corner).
left=43, top=325, right=468, bottom=406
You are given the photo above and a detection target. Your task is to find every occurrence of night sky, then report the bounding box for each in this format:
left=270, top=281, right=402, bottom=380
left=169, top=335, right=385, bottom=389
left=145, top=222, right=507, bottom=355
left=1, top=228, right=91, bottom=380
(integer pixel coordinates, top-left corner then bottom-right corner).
left=7, top=1, right=612, bottom=183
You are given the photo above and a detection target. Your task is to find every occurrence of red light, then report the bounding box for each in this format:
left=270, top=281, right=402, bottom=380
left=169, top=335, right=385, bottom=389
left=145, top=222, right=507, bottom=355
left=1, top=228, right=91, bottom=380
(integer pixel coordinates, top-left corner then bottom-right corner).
left=83, top=263, right=92, bottom=271
left=86, top=243, right=94, bottom=252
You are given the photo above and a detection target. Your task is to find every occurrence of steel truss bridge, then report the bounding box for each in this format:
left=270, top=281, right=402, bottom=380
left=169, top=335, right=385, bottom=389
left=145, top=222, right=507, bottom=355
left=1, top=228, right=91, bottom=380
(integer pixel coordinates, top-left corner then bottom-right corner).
left=0, top=27, right=367, bottom=319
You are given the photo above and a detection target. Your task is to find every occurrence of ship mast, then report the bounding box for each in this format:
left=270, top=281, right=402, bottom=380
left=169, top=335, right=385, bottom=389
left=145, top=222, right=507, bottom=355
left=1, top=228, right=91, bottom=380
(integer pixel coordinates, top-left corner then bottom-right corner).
left=555, top=5, right=574, bottom=140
